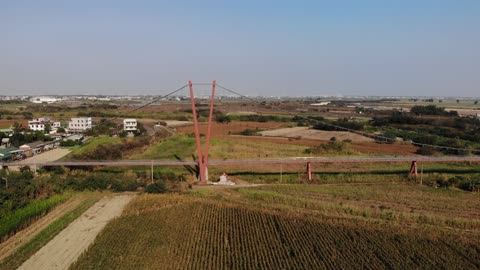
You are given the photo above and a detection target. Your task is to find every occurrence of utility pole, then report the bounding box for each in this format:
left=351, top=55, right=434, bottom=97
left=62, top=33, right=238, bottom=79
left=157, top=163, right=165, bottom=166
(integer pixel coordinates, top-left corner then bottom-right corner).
left=420, top=162, right=424, bottom=185
left=151, top=160, right=154, bottom=184
left=280, top=164, right=283, bottom=183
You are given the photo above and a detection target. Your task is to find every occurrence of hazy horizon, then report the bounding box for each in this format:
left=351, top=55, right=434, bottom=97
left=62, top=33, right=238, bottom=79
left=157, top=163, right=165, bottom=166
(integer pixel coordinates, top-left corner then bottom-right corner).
left=2, top=1, right=479, bottom=97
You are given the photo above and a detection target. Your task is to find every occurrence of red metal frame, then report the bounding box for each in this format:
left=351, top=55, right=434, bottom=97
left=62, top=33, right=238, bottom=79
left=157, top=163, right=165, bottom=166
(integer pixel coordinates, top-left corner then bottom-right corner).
left=408, top=160, right=418, bottom=178
left=306, top=162, right=312, bottom=181
left=204, top=80, right=216, bottom=165
left=188, top=80, right=217, bottom=183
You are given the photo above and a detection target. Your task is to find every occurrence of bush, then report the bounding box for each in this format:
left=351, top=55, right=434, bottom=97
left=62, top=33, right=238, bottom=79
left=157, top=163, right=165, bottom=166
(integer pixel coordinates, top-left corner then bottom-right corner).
left=111, top=178, right=137, bottom=192
left=305, top=141, right=353, bottom=155
left=416, top=146, right=436, bottom=156
left=60, top=140, right=81, bottom=147
left=238, top=129, right=260, bottom=136
left=145, top=181, right=168, bottom=193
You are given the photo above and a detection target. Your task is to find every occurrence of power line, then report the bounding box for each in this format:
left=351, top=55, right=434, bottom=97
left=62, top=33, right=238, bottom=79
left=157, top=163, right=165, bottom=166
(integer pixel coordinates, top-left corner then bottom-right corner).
left=116, top=84, right=188, bottom=119
left=93, top=84, right=188, bottom=128
left=216, top=84, right=480, bottom=154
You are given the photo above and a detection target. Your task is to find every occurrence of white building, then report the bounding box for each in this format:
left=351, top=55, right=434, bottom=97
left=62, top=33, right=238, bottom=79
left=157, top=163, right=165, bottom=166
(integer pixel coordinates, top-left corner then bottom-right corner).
left=28, top=120, right=45, bottom=131
left=123, top=119, right=137, bottom=131
left=28, top=117, right=61, bottom=132
left=68, top=117, right=92, bottom=132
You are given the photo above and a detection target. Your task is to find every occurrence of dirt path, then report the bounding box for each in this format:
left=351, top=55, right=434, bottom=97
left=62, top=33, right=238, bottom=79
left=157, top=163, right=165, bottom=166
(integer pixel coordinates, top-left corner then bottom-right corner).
left=0, top=196, right=83, bottom=261
left=18, top=194, right=135, bottom=270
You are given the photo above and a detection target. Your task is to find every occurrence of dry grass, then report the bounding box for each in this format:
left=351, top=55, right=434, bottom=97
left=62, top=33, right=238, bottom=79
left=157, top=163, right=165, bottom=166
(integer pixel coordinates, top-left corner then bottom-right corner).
left=71, top=183, right=480, bottom=269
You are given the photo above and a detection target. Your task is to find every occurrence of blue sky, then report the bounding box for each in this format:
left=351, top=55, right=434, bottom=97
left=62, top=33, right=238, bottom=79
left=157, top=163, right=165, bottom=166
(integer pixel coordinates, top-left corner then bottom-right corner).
left=1, top=1, right=479, bottom=97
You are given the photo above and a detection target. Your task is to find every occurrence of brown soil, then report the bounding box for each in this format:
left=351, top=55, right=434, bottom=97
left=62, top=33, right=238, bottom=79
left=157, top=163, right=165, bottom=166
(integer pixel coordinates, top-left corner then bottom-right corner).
left=0, top=119, right=27, bottom=128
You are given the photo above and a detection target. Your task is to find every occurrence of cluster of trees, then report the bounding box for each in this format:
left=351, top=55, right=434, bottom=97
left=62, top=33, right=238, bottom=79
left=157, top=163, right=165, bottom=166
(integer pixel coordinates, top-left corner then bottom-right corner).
left=304, top=137, right=354, bottom=155
left=313, top=117, right=365, bottom=131
left=370, top=106, right=480, bottom=154
left=377, top=128, right=475, bottom=155
left=427, top=174, right=480, bottom=191
left=8, top=131, right=54, bottom=147
left=410, top=105, right=458, bottom=116
left=0, top=168, right=39, bottom=217
left=229, top=114, right=291, bottom=123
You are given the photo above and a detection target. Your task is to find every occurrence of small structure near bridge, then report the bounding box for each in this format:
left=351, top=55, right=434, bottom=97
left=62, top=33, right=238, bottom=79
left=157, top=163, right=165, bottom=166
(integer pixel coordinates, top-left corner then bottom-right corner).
left=211, top=172, right=235, bottom=186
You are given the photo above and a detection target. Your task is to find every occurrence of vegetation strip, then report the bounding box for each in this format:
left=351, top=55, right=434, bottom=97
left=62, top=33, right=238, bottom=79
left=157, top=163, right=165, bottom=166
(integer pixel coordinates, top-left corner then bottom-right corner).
left=0, top=193, right=102, bottom=270
left=0, top=194, right=68, bottom=241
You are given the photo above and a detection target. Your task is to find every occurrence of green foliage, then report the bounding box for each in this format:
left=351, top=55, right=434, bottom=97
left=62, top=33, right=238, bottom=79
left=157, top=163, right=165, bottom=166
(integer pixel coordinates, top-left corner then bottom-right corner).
left=447, top=175, right=480, bottom=192
left=9, top=130, right=53, bottom=147
left=132, top=134, right=196, bottom=160
left=145, top=181, right=168, bottom=193
left=64, top=172, right=138, bottom=191
left=215, top=113, right=231, bottom=124
left=229, top=114, right=292, bottom=123
left=0, top=194, right=67, bottom=240
left=313, top=117, right=365, bottom=131
left=305, top=140, right=354, bottom=155
left=237, top=128, right=260, bottom=136
left=71, top=136, right=149, bottom=160
left=416, top=146, right=437, bottom=156
left=60, top=140, right=81, bottom=147
left=410, top=105, right=458, bottom=116
left=375, top=129, right=397, bottom=144
left=0, top=192, right=102, bottom=270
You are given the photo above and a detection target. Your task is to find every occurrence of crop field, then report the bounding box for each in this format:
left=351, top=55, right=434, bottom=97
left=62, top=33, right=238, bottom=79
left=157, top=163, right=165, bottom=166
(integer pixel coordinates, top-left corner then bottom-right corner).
left=72, top=183, right=479, bottom=269
left=259, top=126, right=374, bottom=142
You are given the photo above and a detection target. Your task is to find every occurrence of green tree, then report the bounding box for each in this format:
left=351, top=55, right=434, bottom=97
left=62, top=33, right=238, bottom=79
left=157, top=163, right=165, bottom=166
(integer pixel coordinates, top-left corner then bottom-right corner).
left=44, top=124, right=51, bottom=134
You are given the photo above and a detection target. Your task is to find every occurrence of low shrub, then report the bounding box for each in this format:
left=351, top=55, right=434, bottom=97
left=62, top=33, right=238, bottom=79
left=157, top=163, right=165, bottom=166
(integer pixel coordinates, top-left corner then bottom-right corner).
left=145, top=181, right=168, bottom=194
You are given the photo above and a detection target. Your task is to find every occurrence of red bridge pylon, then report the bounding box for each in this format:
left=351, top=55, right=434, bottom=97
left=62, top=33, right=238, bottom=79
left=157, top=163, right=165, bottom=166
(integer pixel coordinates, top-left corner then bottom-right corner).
left=189, top=80, right=216, bottom=183
left=408, top=160, right=418, bottom=179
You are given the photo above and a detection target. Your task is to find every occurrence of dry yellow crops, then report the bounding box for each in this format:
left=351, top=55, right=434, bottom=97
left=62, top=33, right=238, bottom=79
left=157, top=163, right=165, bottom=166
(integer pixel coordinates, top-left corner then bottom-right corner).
left=71, top=184, right=480, bottom=270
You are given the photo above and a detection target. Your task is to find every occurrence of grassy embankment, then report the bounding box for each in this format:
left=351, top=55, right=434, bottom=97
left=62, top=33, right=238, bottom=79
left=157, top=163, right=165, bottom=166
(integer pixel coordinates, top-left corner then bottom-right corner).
left=64, top=136, right=122, bottom=156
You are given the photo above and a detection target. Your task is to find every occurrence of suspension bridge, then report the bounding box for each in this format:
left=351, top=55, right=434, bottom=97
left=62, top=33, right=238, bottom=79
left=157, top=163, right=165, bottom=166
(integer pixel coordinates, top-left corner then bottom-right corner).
left=2, top=80, right=480, bottom=182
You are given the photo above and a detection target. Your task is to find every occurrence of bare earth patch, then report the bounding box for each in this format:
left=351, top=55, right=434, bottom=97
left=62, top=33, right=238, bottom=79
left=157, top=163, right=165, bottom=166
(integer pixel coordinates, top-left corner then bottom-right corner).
left=18, top=194, right=135, bottom=270
left=259, top=127, right=374, bottom=142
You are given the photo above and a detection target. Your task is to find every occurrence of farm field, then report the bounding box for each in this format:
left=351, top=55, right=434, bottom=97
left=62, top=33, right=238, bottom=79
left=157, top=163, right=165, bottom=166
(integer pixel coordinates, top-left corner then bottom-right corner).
left=72, top=183, right=480, bottom=269
left=259, top=126, right=374, bottom=142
